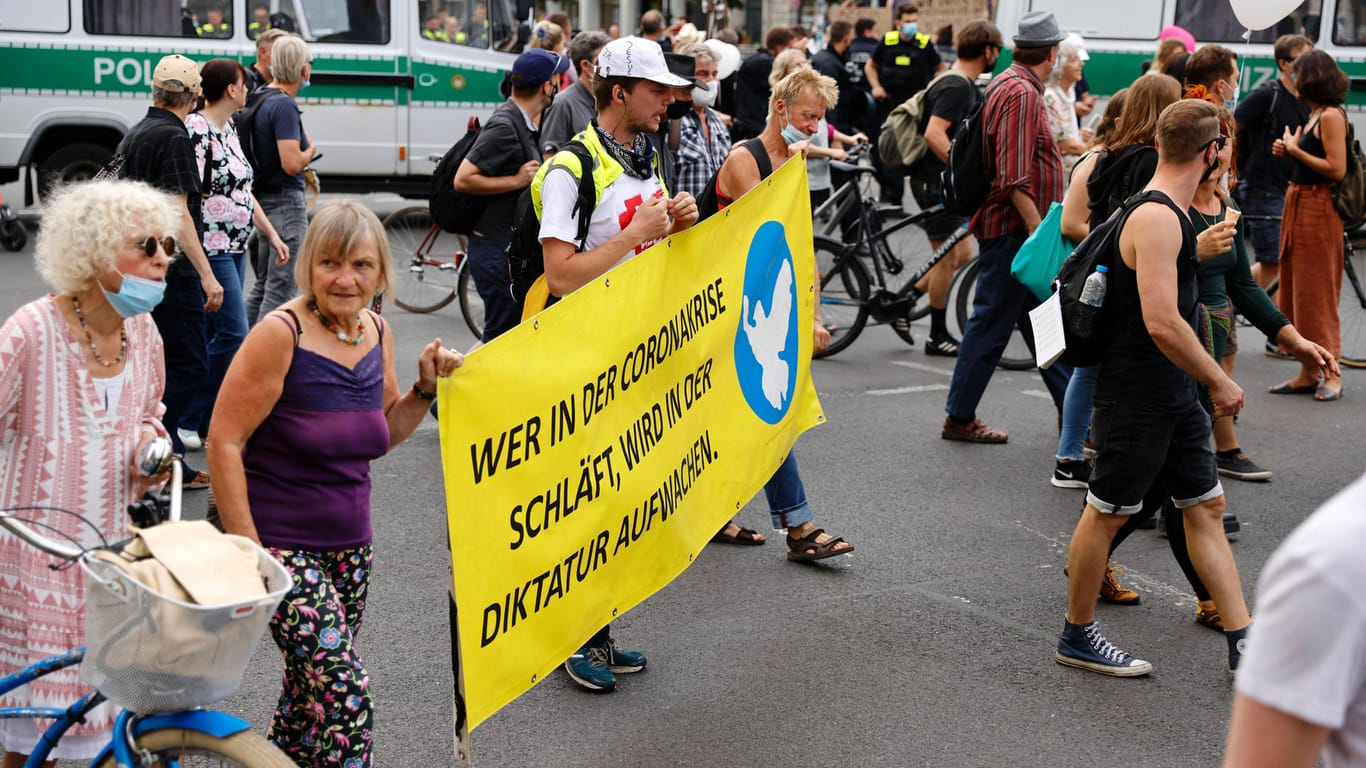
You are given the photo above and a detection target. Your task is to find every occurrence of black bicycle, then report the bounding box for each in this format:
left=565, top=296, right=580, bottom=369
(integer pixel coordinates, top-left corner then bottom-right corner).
left=812, top=153, right=1035, bottom=368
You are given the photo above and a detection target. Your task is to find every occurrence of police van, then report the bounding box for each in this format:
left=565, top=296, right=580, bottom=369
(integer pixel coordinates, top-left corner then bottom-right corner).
left=0, top=0, right=529, bottom=204
left=992, top=0, right=1365, bottom=125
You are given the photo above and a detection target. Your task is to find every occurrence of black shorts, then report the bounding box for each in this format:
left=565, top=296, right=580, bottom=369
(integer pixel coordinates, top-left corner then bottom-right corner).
left=908, top=170, right=967, bottom=241
left=1085, top=397, right=1222, bottom=515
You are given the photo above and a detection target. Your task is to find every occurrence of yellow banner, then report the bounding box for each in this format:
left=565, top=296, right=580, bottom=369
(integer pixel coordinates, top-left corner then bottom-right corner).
left=439, top=156, right=824, bottom=734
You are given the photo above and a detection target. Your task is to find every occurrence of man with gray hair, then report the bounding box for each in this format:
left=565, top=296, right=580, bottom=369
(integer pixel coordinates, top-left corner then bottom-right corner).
left=119, top=54, right=224, bottom=486
left=245, top=34, right=318, bottom=324
left=246, top=27, right=287, bottom=92
left=541, top=30, right=612, bottom=153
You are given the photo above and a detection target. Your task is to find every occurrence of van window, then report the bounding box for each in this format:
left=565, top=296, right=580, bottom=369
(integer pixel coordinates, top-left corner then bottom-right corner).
left=1335, top=0, right=1366, bottom=43
left=1, top=4, right=71, bottom=33
left=1027, top=0, right=1162, bottom=40
left=1173, top=0, right=1321, bottom=44
left=85, top=0, right=221, bottom=37
left=294, top=0, right=389, bottom=43
left=426, top=0, right=521, bottom=50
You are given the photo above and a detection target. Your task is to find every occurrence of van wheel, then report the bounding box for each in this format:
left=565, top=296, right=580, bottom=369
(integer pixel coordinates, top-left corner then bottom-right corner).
left=38, top=143, right=113, bottom=198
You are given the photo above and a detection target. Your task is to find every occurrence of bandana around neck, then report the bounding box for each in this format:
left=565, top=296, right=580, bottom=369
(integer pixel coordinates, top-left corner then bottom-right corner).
left=593, top=120, right=655, bottom=180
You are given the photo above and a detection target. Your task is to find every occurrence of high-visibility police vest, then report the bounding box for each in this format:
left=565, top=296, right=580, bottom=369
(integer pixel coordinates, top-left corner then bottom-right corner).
left=423, top=28, right=450, bottom=42
left=248, top=20, right=266, bottom=39
left=876, top=29, right=934, bottom=98
left=198, top=21, right=231, bottom=39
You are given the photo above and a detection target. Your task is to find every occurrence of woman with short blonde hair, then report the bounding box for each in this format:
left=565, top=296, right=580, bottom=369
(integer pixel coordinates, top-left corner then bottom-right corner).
left=208, top=199, right=460, bottom=768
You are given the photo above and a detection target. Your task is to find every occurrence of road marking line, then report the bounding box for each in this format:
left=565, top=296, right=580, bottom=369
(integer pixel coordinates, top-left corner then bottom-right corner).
left=890, top=360, right=954, bottom=377
left=1013, top=520, right=1198, bottom=606
left=867, top=383, right=950, bottom=396
left=1021, top=389, right=1052, bottom=399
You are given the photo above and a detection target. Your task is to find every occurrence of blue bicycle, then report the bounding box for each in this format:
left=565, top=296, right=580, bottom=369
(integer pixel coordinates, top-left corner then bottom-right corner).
left=0, top=452, right=293, bottom=767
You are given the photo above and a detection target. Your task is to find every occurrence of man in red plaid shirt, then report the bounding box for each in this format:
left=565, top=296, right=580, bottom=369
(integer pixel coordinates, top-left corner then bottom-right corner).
left=941, top=11, right=1072, bottom=444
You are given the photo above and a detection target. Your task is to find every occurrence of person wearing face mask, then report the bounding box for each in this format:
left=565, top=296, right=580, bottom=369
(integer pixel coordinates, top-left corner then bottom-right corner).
left=1183, top=44, right=1241, bottom=113
left=669, top=44, right=727, bottom=199
left=542, top=31, right=612, bottom=154
left=909, top=20, right=1001, bottom=357
left=713, top=67, right=857, bottom=563
left=865, top=2, right=942, bottom=204
left=0, top=180, right=177, bottom=766
left=530, top=36, right=697, bottom=692
left=454, top=48, right=568, bottom=343
left=1234, top=35, right=1312, bottom=293
left=117, top=54, right=223, bottom=487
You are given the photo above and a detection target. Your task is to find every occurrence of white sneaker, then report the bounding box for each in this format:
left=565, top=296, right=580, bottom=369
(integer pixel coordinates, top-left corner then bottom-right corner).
left=177, top=428, right=203, bottom=451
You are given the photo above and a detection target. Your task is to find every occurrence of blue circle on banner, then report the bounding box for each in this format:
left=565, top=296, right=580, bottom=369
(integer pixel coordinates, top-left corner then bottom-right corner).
left=733, top=221, right=800, bottom=425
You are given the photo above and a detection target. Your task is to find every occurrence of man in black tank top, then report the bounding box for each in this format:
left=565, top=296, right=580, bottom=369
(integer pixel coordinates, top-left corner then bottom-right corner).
left=1056, top=100, right=1317, bottom=679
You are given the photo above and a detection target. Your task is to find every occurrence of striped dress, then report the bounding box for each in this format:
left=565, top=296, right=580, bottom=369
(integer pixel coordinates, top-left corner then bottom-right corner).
left=0, top=295, right=165, bottom=758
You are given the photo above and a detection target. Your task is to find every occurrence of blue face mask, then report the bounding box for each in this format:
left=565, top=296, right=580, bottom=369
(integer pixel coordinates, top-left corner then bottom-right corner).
left=902, top=22, right=917, bottom=36
left=300, top=79, right=311, bottom=90
left=102, top=271, right=166, bottom=317
left=781, top=118, right=810, bottom=146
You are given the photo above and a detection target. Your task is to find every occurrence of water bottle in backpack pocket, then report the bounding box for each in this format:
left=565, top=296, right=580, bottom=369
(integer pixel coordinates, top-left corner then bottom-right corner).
left=1070, top=265, right=1108, bottom=341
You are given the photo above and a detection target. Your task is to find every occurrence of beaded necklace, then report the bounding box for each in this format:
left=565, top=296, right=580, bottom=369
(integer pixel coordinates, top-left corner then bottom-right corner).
left=70, top=295, right=128, bottom=368
left=308, top=297, right=365, bottom=346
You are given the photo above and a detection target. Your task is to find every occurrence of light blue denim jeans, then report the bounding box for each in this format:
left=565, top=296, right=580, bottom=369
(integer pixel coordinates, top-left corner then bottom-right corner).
left=1056, top=364, right=1099, bottom=461
left=247, top=187, right=307, bottom=324
left=761, top=450, right=814, bottom=529
left=182, top=250, right=249, bottom=436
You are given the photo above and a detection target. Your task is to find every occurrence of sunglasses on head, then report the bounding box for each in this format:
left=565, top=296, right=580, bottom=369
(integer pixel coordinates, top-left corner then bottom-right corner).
left=137, top=235, right=177, bottom=257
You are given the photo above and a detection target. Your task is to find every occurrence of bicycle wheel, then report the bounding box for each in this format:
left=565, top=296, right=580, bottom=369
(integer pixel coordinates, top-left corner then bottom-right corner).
left=951, top=257, right=1036, bottom=371
left=382, top=206, right=460, bottom=313
left=457, top=261, right=485, bottom=340
left=93, top=727, right=294, bottom=767
left=814, top=237, right=871, bottom=358
left=1341, top=241, right=1366, bottom=367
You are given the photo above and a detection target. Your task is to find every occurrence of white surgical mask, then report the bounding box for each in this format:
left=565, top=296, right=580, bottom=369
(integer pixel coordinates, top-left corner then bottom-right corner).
left=692, top=86, right=717, bottom=108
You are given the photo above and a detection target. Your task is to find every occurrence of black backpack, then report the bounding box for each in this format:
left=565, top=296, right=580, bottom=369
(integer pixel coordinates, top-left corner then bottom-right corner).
left=506, top=140, right=598, bottom=309
left=695, top=138, right=772, bottom=223
left=429, top=115, right=484, bottom=234
left=232, top=86, right=286, bottom=179
left=939, top=85, right=993, bottom=216
left=1053, top=190, right=1180, bottom=366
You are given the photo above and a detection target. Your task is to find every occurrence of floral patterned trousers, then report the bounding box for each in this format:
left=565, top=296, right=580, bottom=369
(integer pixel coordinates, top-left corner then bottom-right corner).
left=267, top=545, right=374, bottom=768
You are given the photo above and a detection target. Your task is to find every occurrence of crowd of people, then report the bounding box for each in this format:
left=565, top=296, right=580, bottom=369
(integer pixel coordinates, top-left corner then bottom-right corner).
left=2, top=5, right=1365, bottom=767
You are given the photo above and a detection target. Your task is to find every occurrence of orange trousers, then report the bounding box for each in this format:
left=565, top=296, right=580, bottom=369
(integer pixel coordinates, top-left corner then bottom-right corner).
left=1279, top=183, right=1343, bottom=359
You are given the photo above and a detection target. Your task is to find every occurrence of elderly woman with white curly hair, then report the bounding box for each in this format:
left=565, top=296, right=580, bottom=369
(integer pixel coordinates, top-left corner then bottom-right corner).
left=0, top=180, right=176, bottom=766
left=1044, top=34, right=1092, bottom=175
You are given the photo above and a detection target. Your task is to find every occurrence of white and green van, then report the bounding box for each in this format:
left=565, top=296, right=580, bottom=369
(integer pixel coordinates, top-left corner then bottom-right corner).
left=992, top=0, right=1365, bottom=126
left=0, top=0, right=529, bottom=203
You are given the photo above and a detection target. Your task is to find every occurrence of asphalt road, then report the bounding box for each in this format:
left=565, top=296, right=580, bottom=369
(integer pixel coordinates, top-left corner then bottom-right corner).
left=4, top=201, right=1363, bottom=768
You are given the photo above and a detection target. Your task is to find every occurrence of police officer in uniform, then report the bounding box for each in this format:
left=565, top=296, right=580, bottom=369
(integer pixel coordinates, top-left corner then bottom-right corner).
left=197, top=8, right=232, bottom=39
left=247, top=6, right=270, bottom=39
left=866, top=2, right=941, bottom=203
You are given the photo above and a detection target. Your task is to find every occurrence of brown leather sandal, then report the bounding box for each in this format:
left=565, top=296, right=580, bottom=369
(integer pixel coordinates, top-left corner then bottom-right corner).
left=941, top=417, right=1008, bottom=444
left=712, top=521, right=766, bottom=545
left=786, top=526, right=854, bottom=562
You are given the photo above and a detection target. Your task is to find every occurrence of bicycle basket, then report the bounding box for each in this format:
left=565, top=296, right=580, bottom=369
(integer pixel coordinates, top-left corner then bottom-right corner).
left=79, top=535, right=289, bottom=713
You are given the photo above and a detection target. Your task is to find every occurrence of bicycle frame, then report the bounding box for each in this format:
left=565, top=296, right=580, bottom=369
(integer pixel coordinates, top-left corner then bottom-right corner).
left=0, top=646, right=255, bottom=767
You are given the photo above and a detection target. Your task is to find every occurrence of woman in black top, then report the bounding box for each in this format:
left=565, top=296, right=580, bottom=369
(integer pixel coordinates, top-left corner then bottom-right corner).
left=1271, top=49, right=1349, bottom=401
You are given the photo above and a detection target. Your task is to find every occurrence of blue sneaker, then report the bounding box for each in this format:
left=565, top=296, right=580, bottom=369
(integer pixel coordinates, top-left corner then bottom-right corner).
left=605, top=638, right=647, bottom=674
left=564, top=644, right=616, bottom=692
left=1055, top=620, right=1153, bottom=677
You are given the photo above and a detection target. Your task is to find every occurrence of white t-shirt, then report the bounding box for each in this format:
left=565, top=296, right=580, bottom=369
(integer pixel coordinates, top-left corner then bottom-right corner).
left=539, top=162, right=665, bottom=268
left=1236, top=472, right=1366, bottom=768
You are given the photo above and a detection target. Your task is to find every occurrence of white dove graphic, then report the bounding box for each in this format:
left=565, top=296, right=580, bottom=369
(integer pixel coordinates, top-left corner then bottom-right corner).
left=742, top=259, right=794, bottom=410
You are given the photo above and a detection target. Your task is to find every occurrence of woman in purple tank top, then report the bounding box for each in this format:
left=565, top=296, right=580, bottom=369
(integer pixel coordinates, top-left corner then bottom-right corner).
left=206, top=201, right=462, bottom=768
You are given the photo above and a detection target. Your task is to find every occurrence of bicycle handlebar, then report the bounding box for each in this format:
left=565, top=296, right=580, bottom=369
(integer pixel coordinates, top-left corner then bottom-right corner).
left=0, top=444, right=183, bottom=561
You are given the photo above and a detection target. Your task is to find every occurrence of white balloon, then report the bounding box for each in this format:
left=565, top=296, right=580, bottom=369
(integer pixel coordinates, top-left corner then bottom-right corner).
left=1229, top=0, right=1301, bottom=31
left=705, top=39, right=742, bottom=80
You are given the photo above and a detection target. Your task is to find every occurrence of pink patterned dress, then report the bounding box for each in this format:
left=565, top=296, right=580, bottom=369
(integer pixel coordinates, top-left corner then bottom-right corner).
left=0, top=296, right=165, bottom=758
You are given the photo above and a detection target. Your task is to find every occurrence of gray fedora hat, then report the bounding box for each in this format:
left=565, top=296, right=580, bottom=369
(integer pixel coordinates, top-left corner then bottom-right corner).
left=1013, top=11, right=1066, bottom=48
